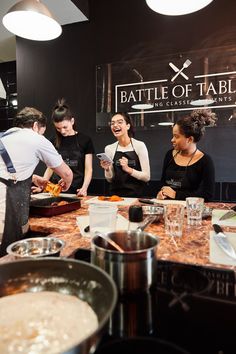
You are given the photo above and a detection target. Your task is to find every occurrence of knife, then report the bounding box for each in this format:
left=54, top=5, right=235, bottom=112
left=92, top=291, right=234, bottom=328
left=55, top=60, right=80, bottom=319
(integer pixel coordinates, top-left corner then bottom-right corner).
left=212, top=224, right=236, bottom=260
left=219, top=205, right=236, bottom=221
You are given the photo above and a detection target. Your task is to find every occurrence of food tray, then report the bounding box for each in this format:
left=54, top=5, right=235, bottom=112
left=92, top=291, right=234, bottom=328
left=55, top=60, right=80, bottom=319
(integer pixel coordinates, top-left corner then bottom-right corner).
left=30, top=196, right=81, bottom=217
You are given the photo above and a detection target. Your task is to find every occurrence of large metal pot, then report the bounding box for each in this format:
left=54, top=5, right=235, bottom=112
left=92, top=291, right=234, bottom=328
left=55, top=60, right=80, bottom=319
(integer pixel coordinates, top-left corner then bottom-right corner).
left=0, top=258, right=117, bottom=354
left=91, top=231, right=159, bottom=294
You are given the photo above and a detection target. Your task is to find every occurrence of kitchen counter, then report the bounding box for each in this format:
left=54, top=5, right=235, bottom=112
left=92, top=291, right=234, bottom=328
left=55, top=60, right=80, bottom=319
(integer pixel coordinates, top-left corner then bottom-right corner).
left=0, top=197, right=235, bottom=353
left=18, top=199, right=236, bottom=271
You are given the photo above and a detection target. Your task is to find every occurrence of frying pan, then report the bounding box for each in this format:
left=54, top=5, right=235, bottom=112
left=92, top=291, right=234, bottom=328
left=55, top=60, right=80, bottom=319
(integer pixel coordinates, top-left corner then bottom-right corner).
left=0, top=258, right=117, bottom=354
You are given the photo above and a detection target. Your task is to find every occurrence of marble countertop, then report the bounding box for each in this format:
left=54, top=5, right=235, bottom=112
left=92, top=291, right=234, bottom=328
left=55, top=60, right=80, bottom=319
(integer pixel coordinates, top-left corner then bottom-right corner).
left=1, top=197, right=236, bottom=271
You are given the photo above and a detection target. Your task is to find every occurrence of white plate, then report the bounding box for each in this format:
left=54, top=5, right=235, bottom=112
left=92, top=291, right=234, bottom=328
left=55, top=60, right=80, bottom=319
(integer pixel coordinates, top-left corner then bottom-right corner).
left=85, top=196, right=137, bottom=206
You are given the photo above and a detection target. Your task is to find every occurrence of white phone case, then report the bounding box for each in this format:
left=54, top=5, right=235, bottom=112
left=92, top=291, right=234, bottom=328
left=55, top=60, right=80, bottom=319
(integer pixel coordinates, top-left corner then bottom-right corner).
left=96, top=153, right=113, bottom=163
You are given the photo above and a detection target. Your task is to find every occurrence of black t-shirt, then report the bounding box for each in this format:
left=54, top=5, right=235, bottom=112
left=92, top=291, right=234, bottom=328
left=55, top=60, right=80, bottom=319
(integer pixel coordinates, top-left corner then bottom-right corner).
left=160, top=149, right=215, bottom=201
left=50, top=133, right=94, bottom=193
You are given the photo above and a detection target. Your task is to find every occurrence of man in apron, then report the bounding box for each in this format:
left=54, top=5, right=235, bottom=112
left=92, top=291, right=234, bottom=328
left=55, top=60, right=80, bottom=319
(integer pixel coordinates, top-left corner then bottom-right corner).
left=0, top=107, right=73, bottom=256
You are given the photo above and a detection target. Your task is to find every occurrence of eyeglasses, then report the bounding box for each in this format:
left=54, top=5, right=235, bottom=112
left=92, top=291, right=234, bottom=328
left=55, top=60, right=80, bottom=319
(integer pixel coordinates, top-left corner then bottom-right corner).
left=109, top=120, right=125, bottom=127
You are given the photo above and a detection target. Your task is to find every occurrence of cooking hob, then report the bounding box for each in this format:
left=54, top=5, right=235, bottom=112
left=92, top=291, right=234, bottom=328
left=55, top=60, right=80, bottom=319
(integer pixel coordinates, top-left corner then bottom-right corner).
left=73, top=250, right=236, bottom=354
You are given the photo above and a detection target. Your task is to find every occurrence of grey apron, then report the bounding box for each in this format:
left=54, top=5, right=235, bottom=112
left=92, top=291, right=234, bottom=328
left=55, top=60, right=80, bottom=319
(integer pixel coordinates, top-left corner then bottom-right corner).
left=0, top=131, right=32, bottom=256
left=0, top=177, right=32, bottom=256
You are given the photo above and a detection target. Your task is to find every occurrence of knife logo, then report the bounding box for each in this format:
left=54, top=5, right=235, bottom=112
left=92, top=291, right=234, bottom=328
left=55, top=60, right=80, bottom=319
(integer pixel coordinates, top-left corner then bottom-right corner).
left=169, top=59, right=192, bottom=82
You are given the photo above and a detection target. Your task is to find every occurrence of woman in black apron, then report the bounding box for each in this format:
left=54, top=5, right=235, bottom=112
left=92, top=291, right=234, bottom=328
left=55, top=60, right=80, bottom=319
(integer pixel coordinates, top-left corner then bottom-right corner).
left=100, top=112, right=150, bottom=198
left=37, top=98, right=94, bottom=196
left=156, top=109, right=217, bottom=201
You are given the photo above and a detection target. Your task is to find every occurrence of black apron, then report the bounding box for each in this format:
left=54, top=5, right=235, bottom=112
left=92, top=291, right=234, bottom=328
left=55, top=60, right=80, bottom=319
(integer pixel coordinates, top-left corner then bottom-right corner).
left=110, top=142, right=146, bottom=197
left=0, top=130, right=32, bottom=256
left=165, top=149, right=197, bottom=192
left=51, top=135, right=84, bottom=194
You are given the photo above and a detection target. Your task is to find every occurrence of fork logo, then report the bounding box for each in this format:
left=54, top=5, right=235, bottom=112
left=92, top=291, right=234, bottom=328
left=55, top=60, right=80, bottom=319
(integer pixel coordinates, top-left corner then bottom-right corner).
left=169, top=59, right=192, bottom=82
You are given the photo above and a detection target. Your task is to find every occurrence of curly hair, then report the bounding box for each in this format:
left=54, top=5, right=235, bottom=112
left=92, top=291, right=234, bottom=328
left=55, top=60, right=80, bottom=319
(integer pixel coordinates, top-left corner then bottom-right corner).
left=176, top=109, right=217, bottom=142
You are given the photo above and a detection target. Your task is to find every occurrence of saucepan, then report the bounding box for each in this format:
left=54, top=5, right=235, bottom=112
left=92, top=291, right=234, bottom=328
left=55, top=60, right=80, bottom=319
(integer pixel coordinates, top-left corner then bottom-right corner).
left=0, top=258, right=117, bottom=354
left=91, top=231, right=159, bottom=294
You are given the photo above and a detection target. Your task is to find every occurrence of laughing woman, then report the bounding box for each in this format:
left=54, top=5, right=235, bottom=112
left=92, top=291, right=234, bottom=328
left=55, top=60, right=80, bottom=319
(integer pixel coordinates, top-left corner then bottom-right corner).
left=100, top=112, right=150, bottom=197
left=156, top=109, right=217, bottom=201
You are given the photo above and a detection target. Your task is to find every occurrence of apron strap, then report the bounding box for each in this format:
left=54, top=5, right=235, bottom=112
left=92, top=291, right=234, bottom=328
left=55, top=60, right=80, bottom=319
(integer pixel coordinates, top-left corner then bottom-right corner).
left=0, top=177, right=15, bottom=187
left=0, top=139, right=16, bottom=174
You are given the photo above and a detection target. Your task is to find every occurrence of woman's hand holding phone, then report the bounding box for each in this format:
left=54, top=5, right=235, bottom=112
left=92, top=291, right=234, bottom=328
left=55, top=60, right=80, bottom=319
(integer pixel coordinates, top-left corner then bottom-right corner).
left=97, top=153, right=113, bottom=171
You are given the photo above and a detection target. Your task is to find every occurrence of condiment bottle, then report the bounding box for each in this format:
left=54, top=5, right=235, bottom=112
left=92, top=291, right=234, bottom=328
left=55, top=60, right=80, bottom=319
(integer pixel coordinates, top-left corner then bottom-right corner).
left=128, top=205, right=143, bottom=231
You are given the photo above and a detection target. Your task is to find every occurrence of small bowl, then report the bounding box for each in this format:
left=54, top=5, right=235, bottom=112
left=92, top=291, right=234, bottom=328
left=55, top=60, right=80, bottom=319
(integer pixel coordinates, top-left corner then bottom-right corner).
left=142, top=205, right=164, bottom=223
left=6, top=237, right=65, bottom=259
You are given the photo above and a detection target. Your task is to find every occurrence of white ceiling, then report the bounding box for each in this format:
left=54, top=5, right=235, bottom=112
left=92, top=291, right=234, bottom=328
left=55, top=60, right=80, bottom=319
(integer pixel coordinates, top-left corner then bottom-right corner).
left=0, top=0, right=88, bottom=62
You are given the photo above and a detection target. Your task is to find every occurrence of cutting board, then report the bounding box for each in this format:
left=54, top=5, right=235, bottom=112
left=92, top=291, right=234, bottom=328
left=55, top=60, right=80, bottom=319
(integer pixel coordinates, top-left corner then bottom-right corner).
left=76, top=214, right=138, bottom=237
left=211, top=209, right=236, bottom=227
left=85, top=196, right=137, bottom=206
left=151, top=199, right=186, bottom=207
left=209, top=231, right=236, bottom=266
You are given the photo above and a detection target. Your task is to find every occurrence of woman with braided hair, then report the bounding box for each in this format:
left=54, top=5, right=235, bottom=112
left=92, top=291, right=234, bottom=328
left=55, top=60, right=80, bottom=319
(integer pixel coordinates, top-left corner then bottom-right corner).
left=156, top=109, right=217, bottom=201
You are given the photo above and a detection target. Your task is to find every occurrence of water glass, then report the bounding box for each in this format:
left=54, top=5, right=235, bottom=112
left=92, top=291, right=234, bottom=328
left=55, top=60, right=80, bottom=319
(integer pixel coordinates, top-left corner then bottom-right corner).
left=89, top=204, right=117, bottom=237
left=164, top=204, right=185, bottom=237
left=186, top=197, right=204, bottom=226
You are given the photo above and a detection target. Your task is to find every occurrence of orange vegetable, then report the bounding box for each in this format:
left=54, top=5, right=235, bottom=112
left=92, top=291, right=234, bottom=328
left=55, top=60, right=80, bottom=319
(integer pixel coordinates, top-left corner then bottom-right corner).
left=44, top=182, right=62, bottom=197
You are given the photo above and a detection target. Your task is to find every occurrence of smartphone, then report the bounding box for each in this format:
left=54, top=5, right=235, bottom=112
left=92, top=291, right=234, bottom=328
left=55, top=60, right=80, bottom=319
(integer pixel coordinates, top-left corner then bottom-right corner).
left=96, top=153, right=113, bottom=163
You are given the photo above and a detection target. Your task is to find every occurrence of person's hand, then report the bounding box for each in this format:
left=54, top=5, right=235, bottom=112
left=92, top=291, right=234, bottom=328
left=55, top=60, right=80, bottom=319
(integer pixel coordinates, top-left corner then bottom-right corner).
left=100, top=159, right=111, bottom=171
left=32, top=175, right=48, bottom=191
left=31, top=185, right=43, bottom=194
left=119, top=157, right=133, bottom=174
left=157, top=186, right=176, bottom=199
left=76, top=186, right=87, bottom=197
left=58, top=179, right=71, bottom=192
left=156, top=189, right=166, bottom=200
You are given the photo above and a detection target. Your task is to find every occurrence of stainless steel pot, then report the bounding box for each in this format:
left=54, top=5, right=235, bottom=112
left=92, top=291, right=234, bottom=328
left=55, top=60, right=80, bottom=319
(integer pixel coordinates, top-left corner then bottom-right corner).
left=0, top=258, right=117, bottom=354
left=91, top=231, right=159, bottom=294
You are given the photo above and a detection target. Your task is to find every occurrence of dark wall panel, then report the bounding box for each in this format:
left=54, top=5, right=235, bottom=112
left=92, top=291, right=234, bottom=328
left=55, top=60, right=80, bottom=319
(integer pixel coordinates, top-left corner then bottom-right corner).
left=16, top=0, right=236, bottom=182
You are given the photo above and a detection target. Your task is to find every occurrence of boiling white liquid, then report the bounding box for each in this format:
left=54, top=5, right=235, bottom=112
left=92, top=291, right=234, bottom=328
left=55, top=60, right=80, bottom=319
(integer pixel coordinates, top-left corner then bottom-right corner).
left=0, top=291, right=98, bottom=354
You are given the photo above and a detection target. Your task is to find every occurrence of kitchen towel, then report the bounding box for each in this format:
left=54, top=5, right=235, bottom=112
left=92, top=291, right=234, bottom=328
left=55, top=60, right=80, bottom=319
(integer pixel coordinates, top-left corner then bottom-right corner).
left=76, top=214, right=136, bottom=237
left=211, top=209, right=236, bottom=227
left=209, top=231, right=236, bottom=266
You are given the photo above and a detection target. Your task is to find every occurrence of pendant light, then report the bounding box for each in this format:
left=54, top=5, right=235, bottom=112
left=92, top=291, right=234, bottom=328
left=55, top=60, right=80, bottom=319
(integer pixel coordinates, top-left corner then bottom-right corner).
left=2, top=0, right=62, bottom=41
left=145, top=0, right=214, bottom=16
left=158, top=112, right=174, bottom=126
